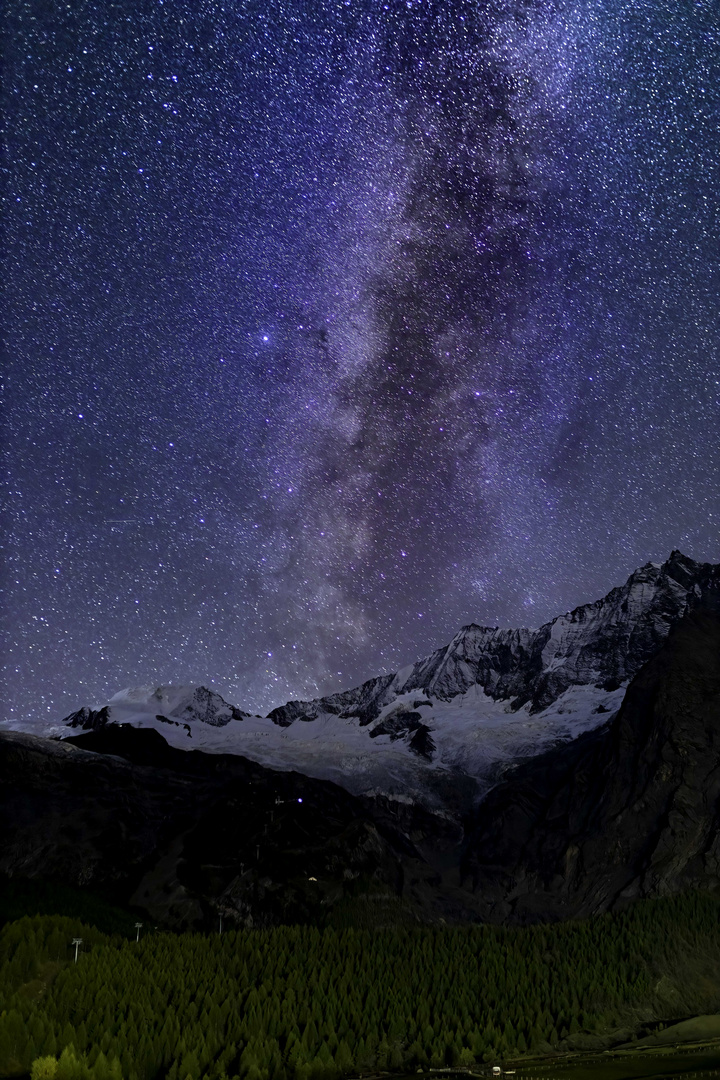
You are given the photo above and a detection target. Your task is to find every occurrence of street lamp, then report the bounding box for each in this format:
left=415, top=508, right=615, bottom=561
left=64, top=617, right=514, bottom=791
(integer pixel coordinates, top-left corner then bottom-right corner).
left=72, top=938, right=82, bottom=963
left=134, top=922, right=143, bottom=942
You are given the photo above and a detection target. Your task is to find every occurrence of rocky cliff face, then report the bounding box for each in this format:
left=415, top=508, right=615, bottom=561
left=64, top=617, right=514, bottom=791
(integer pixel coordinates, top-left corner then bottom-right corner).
left=269, top=551, right=720, bottom=725
left=461, top=610, right=720, bottom=922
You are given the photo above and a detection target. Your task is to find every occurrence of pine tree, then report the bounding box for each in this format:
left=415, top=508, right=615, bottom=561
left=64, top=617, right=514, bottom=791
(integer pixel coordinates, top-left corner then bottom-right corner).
left=333, top=1040, right=353, bottom=1073
left=56, top=1045, right=88, bottom=1080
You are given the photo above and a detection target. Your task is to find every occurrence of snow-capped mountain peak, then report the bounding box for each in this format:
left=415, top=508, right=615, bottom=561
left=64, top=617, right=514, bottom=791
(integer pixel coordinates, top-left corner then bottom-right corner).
left=65, top=684, right=248, bottom=733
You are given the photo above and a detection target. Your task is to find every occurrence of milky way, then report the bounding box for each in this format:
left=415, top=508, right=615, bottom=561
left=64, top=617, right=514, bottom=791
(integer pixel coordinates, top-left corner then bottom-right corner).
left=4, top=0, right=720, bottom=724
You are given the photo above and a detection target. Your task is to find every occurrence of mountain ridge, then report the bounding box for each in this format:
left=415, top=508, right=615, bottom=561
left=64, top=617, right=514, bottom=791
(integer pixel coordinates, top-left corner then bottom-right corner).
left=33, top=550, right=717, bottom=814
left=269, top=549, right=719, bottom=723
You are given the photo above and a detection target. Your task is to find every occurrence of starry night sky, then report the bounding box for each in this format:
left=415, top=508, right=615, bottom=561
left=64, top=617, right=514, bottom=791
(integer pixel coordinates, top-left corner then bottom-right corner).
left=4, top=0, right=720, bottom=724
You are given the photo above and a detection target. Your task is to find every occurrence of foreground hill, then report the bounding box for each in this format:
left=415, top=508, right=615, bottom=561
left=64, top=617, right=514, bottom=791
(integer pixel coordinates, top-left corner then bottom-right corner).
left=0, top=726, right=475, bottom=929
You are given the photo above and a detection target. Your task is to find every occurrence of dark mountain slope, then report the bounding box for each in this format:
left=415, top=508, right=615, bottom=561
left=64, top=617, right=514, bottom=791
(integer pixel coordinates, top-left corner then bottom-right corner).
left=462, top=611, right=720, bottom=922
left=0, top=726, right=473, bottom=929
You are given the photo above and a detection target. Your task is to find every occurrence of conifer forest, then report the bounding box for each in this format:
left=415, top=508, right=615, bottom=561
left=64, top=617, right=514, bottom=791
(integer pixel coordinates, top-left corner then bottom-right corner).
left=3, top=891, right=720, bottom=1080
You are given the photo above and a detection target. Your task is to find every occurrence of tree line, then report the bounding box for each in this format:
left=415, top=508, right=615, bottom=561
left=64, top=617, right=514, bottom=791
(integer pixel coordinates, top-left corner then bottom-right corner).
left=2, top=892, right=720, bottom=1080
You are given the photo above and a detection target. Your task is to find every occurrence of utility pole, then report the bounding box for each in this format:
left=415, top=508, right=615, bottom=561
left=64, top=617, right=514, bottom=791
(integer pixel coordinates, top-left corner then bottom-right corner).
left=219, top=912, right=223, bottom=935
left=72, top=938, right=83, bottom=963
left=134, top=921, right=143, bottom=942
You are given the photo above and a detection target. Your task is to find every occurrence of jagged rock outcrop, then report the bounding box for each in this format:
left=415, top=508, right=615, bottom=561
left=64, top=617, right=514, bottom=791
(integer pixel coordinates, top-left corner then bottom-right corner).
left=368, top=709, right=436, bottom=761
left=267, top=674, right=397, bottom=727
left=63, top=705, right=112, bottom=730
left=461, top=610, right=720, bottom=922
